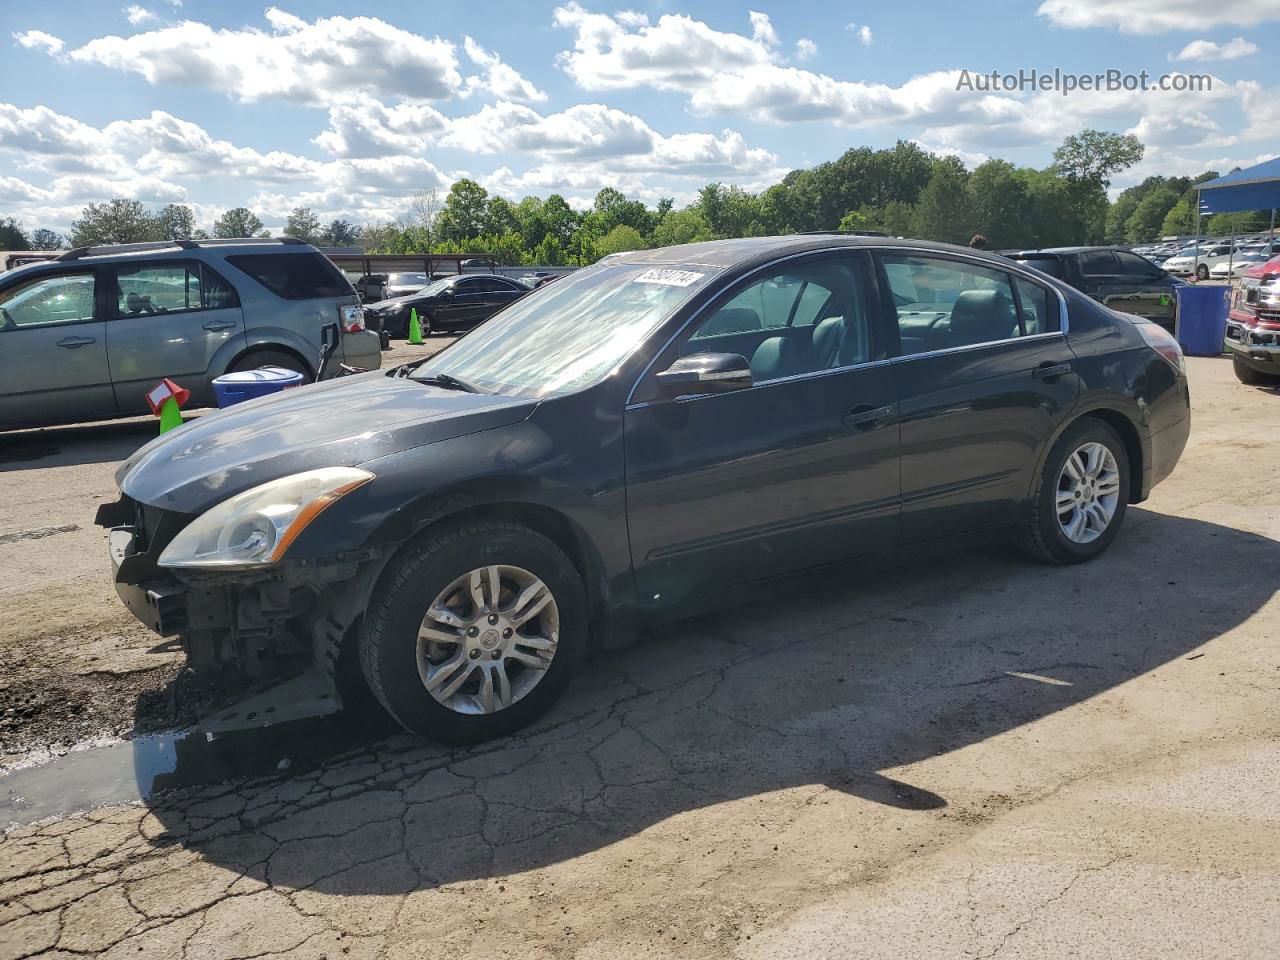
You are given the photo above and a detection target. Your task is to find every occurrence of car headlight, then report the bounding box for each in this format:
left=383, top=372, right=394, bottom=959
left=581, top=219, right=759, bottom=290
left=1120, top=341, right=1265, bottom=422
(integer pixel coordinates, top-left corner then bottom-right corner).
left=158, top=467, right=373, bottom=570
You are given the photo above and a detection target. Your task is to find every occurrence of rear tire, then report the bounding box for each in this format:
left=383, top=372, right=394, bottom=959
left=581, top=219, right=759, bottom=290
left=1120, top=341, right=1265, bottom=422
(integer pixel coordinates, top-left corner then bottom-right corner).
left=228, top=349, right=312, bottom=383
left=1018, top=419, right=1130, bottom=565
left=358, top=521, right=586, bottom=744
left=1233, top=355, right=1279, bottom=385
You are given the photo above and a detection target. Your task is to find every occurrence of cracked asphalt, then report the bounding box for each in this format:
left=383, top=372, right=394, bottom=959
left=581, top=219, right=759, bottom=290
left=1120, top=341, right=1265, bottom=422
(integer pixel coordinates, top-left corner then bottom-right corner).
left=2, top=355, right=1279, bottom=959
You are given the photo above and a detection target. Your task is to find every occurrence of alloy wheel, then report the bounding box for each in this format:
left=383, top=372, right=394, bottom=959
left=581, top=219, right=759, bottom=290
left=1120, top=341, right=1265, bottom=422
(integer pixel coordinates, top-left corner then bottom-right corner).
left=1056, top=442, right=1121, bottom=544
left=416, top=564, right=560, bottom=715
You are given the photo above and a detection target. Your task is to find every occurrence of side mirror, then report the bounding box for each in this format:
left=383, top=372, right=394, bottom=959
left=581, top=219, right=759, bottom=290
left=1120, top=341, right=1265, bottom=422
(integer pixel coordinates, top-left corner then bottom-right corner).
left=654, top=353, right=752, bottom=399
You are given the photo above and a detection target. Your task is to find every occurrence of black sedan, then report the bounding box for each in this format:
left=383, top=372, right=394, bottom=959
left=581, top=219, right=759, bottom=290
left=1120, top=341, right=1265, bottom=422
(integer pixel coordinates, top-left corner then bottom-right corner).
left=98, top=235, right=1190, bottom=745
left=365, top=273, right=529, bottom=338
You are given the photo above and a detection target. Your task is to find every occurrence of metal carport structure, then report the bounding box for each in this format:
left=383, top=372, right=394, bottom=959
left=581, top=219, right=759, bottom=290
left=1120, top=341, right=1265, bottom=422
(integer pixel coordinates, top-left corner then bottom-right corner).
left=1192, top=157, right=1280, bottom=276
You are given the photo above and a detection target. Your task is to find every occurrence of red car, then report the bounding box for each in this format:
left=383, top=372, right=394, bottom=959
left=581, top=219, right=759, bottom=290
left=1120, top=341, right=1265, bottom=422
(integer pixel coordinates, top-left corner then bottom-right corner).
left=1225, top=256, right=1280, bottom=384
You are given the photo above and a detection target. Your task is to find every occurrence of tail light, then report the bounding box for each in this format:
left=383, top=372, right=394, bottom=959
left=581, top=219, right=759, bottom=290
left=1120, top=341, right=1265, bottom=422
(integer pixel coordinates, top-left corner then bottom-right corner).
left=1135, top=321, right=1185, bottom=376
left=338, top=304, right=365, bottom=333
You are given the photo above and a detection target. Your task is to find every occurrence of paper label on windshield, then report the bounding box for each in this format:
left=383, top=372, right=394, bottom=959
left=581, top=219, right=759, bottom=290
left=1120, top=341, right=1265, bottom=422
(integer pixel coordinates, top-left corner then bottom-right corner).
left=633, top=268, right=704, bottom=287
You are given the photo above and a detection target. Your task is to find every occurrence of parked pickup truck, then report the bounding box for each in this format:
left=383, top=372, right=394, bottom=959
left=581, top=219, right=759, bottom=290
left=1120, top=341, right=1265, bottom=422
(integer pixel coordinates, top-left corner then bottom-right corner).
left=1224, top=256, right=1280, bottom=385
left=1004, top=246, right=1180, bottom=333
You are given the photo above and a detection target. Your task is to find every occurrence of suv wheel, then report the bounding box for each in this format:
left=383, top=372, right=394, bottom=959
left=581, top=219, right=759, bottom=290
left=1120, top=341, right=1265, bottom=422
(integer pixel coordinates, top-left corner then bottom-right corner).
left=1018, top=419, right=1130, bottom=564
left=359, top=520, right=586, bottom=744
left=229, top=350, right=312, bottom=382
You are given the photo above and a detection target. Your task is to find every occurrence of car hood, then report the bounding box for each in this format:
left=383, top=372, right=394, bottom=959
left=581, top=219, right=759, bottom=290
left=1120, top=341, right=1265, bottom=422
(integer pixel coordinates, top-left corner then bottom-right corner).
left=116, top=371, right=537, bottom=513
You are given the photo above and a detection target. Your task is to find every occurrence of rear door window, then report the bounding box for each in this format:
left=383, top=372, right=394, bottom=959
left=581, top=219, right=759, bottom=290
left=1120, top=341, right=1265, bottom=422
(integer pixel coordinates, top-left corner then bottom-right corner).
left=1079, top=250, right=1119, bottom=276
left=1013, top=276, right=1058, bottom=335
left=1114, top=252, right=1159, bottom=277
left=880, top=254, right=1020, bottom=354
left=226, top=253, right=353, bottom=300
left=113, top=261, right=240, bottom=317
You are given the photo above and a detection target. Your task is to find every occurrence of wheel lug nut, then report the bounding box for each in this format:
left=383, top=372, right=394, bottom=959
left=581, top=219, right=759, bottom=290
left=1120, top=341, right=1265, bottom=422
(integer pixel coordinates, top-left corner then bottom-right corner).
left=467, top=627, right=479, bottom=637
left=469, top=648, right=480, bottom=659
left=502, top=628, right=512, bottom=639
left=490, top=650, right=501, bottom=660
left=488, top=614, right=499, bottom=625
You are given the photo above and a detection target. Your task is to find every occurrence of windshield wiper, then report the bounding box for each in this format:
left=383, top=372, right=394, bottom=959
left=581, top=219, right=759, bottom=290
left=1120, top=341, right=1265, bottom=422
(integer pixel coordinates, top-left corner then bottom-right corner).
left=414, top=372, right=487, bottom=394
left=388, top=358, right=428, bottom=378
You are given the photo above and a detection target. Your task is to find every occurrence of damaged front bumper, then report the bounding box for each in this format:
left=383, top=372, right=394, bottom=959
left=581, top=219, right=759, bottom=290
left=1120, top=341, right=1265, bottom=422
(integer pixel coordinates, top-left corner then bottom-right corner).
left=97, top=495, right=379, bottom=734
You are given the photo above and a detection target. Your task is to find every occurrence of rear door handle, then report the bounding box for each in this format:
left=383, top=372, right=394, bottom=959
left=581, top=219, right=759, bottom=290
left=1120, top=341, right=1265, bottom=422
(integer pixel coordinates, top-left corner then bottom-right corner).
left=57, top=335, right=96, bottom=348
left=202, top=320, right=237, bottom=332
left=842, top=404, right=894, bottom=429
left=1033, top=362, right=1072, bottom=380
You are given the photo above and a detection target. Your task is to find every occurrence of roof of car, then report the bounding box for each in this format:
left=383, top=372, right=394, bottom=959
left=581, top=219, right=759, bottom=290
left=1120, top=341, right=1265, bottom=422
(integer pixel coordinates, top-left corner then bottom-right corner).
left=606, top=234, right=1012, bottom=270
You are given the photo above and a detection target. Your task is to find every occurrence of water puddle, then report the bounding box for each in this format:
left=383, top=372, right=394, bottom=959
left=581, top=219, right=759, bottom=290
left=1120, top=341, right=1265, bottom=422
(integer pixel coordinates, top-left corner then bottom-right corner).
left=0, top=712, right=399, bottom=829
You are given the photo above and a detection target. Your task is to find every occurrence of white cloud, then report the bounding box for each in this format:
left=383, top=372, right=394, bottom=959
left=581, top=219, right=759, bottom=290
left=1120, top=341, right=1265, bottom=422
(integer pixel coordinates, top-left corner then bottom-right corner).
left=748, top=11, right=779, bottom=47
left=462, top=36, right=546, bottom=102
left=846, top=23, right=873, bottom=47
left=12, top=30, right=64, bottom=55
left=124, top=5, right=157, bottom=26
left=1169, top=37, right=1259, bottom=61
left=0, top=104, right=118, bottom=172
left=1037, top=0, right=1280, bottom=34
left=103, top=111, right=318, bottom=181
left=313, top=101, right=448, bottom=158
left=60, top=9, right=463, bottom=105
left=795, top=38, right=817, bottom=61
left=443, top=102, right=654, bottom=158
left=553, top=3, right=776, bottom=91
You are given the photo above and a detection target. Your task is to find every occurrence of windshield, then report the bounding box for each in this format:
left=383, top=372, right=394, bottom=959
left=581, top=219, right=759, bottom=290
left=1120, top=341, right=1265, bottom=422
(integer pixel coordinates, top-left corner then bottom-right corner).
left=412, top=262, right=714, bottom=397
left=388, top=273, right=429, bottom=287
left=417, top=276, right=457, bottom=297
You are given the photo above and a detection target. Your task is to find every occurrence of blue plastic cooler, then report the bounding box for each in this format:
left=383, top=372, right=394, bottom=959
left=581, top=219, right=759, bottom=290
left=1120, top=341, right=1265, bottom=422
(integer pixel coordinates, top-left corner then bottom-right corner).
left=211, top=366, right=305, bottom=407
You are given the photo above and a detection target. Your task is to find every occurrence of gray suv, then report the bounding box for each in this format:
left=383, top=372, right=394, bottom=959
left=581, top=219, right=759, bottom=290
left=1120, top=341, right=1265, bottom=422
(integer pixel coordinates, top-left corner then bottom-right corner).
left=0, top=238, right=381, bottom=430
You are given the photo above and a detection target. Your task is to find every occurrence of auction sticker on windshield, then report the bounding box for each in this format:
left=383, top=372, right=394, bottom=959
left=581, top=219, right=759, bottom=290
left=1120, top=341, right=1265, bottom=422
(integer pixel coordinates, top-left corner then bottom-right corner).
left=633, top=268, right=705, bottom=287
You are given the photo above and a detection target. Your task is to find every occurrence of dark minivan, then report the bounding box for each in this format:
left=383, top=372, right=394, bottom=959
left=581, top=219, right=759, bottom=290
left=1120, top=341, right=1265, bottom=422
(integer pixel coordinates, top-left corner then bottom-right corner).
left=1005, top=246, right=1180, bottom=333
left=99, top=236, right=1191, bottom=745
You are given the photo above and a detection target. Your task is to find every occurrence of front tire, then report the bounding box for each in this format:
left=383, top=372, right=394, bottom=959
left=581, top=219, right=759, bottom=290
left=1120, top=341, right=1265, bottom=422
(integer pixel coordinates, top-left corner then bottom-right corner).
left=358, top=521, right=586, bottom=744
left=1018, top=419, right=1130, bottom=565
left=1233, top=355, right=1280, bottom=385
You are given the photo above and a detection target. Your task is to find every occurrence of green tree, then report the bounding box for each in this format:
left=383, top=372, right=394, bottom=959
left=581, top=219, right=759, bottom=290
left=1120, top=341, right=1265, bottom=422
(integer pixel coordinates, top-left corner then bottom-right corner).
left=213, top=207, right=266, bottom=239
left=30, top=228, right=64, bottom=249
left=70, top=200, right=161, bottom=246
left=911, top=157, right=973, bottom=243
left=1125, top=187, right=1180, bottom=243
left=154, top=204, right=195, bottom=240
left=360, top=222, right=402, bottom=253
left=966, top=159, right=1031, bottom=248
left=540, top=194, right=580, bottom=247
left=283, top=207, right=322, bottom=244
left=1052, top=130, right=1144, bottom=187
left=434, top=179, right=490, bottom=245
left=321, top=219, right=362, bottom=246
left=652, top=209, right=714, bottom=247
left=484, top=196, right=519, bottom=237
left=0, top=218, right=30, bottom=250
left=596, top=224, right=644, bottom=257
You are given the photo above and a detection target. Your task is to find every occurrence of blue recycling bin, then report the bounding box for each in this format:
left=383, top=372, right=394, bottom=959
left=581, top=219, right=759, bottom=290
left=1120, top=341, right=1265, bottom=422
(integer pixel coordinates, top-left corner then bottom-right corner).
left=1175, top=285, right=1231, bottom=357
left=211, top=366, right=305, bottom=408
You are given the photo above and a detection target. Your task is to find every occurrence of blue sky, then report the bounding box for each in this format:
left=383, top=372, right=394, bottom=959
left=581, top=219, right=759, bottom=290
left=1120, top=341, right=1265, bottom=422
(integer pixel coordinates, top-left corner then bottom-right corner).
left=2, top=0, right=1277, bottom=234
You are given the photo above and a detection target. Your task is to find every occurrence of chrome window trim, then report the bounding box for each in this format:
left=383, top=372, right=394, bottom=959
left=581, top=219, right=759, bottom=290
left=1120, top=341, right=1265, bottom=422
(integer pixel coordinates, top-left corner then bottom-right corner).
left=625, top=357, right=894, bottom=412
left=889, top=330, right=1066, bottom=364
left=624, top=243, right=1073, bottom=406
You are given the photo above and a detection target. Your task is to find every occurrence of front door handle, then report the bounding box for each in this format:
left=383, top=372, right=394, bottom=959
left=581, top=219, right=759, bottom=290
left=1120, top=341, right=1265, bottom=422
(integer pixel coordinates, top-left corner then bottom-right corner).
left=57, top=335, right=96, bottom=348
left=1033, top=361, right=1072, bottom=381
left=842, top=404, right=894, bottom=429
left=202, top=320, right=237, bottom=332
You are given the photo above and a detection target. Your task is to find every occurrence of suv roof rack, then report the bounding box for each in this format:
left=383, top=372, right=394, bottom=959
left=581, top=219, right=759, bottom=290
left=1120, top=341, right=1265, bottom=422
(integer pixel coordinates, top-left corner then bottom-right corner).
left=56, top=236, right=307, bottom=262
